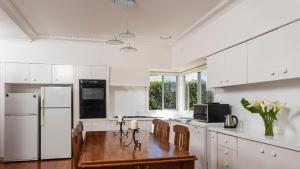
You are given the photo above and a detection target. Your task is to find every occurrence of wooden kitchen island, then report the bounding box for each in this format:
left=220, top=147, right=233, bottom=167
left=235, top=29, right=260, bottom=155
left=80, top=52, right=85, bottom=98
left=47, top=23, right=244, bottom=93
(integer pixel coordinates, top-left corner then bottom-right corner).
left=78, top=131, right=197, bottom=169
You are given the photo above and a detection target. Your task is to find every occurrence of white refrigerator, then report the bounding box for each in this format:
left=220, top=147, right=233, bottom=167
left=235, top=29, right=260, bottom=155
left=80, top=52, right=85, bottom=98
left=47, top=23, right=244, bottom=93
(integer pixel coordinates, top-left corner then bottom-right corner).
left=40, top=86, right=72, bottom=159
left=4, top=93, right=39, bottom=162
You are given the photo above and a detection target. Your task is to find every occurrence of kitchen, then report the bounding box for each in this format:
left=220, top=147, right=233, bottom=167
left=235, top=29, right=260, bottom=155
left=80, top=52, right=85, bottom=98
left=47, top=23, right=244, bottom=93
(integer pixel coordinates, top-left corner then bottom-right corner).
left=0, top=0, right=300, bottom=169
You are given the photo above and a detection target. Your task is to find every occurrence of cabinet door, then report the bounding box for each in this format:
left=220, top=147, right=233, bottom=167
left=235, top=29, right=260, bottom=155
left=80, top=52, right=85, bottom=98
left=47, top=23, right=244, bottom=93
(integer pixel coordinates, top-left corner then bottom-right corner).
left=0, top=63, right=4, bottom=85
left=207, top=53, right=225, bottom=88
left=248, top=21, right=300, bottom=83
left=52, top=65, right=74, bottom=84
left=5, top=63, right=29, bottom=83
left=75, top=65, right=91, bottom=81
left=224, top=44, right=247, bottom=86
left=0, top=85, right=4, bottom=157
left=270, top=144, right=300, bottom=169
left=189, top=126, right=207, bottom=169
left=91, top=65, right=107, bottom=79
left=237, top=138, right=270, bottom=169
left=208, top=131, right=217, bottom=169
left=29, top=64, right=51, bottom=83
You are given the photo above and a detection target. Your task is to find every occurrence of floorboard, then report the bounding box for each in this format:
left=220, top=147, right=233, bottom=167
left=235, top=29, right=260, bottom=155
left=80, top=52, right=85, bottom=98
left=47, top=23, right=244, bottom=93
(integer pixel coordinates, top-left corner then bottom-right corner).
left=0, top=159, right=73, bottom=169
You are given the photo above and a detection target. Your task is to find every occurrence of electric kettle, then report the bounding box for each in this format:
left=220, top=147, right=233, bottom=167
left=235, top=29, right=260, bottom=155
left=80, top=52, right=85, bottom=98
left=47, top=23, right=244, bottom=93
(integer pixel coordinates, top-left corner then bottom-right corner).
left=224, top=114, right=238, bottom=128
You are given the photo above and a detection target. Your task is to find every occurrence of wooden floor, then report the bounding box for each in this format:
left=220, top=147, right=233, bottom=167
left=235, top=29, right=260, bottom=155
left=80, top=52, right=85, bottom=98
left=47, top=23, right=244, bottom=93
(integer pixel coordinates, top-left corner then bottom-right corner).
left=0, top=159, right=72, bottom=169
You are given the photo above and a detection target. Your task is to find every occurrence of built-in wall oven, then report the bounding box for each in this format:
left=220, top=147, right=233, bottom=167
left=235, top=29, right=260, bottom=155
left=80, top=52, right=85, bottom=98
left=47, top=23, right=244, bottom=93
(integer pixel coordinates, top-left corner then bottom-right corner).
left=79, top=79, right=106, bottom=119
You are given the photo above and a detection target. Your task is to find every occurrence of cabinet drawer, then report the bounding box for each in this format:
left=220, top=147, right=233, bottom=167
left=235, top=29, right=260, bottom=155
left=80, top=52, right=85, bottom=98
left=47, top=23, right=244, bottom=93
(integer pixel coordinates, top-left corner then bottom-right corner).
left=218, top=133, right=237, bottom=150
left=218, top=146, right=237, bottom=169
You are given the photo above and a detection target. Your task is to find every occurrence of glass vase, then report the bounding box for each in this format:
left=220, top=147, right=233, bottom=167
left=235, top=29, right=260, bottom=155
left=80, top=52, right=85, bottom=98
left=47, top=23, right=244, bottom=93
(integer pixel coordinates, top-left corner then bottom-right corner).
left=264, top=121, right=274, bottom=136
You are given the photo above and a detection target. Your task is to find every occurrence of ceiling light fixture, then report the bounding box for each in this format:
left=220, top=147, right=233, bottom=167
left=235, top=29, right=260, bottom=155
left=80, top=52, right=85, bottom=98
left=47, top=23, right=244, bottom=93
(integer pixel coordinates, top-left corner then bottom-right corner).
left=112, top=0, right=135, bottom=8
left=120, top=44, right=138, bottom=52
left=119, top=22, right=136, bottom=40
left=106, top=36, right=124, bottom=45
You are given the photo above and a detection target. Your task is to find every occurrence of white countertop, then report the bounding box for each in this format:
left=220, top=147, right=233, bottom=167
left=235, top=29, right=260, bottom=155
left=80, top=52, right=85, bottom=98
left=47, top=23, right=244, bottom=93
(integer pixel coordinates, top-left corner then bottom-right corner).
left=209, top=125, right=300, bottom=152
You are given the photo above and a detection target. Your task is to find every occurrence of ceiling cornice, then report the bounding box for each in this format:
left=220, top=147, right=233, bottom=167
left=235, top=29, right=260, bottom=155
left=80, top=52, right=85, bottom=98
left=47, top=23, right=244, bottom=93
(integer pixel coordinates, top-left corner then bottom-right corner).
left=171, top=0, right=232, bottom=45
left=0, top=0, right=38, bottom=41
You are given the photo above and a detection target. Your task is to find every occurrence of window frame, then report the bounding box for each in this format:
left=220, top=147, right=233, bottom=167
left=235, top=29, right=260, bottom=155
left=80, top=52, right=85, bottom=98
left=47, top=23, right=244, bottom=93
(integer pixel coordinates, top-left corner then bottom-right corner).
left=183, top=68, right=214, bottom=111
left=149, top=73, right=179, bottom=111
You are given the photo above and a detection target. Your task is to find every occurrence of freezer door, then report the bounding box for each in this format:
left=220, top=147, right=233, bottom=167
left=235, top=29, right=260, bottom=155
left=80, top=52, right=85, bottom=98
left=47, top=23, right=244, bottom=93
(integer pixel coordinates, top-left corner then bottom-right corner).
left=4, top=115, right=38, bottom=161
left=41, top=108, right=71, bottom=159
left=5, top=93, right=39, bottom=116
left=41, top=87, right=72, bottom=108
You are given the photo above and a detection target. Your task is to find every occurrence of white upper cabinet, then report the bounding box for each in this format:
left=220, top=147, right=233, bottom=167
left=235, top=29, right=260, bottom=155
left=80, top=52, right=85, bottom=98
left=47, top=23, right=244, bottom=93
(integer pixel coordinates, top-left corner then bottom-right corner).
left=91, top=65, right=108, bottom=80
left=110, top=67, right=149, bottom=87
left=0, top=63, right=4, bottom=85
left=248, top=21, right=300, bottom=83
left=29, top=64, right=51, bottom=84
left=5, top=63, right=29, bottom=83
left=208, top=44, right=247, bottom=88
left=75, top=65, right=91, bottom=81
left=51, top=64, right=74, bottom=84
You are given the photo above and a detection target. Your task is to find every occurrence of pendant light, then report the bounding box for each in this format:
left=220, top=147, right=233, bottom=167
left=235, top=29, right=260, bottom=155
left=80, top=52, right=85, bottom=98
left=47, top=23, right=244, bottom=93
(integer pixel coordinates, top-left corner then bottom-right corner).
left=106, top=36, right=124, bottom=45
left=120, top=44, right=138, bottom=52
left=119, top=22, right=136, bottom=40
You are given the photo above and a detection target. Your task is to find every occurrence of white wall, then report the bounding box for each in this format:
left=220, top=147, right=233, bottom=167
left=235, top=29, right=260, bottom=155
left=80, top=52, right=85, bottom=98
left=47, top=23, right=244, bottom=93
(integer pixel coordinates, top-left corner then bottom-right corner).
left=215, top=79, right=300, bottom=136
left=109, top=86, right=148, bottom=117
left=172, top=0, right=300, bottom=68
left=0, top=39, right=172, bottom=69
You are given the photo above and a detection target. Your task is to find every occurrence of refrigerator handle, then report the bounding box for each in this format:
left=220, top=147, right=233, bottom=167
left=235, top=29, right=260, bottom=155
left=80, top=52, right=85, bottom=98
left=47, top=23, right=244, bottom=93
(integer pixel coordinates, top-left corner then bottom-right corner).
left=41, top=87, right=45, bottom=126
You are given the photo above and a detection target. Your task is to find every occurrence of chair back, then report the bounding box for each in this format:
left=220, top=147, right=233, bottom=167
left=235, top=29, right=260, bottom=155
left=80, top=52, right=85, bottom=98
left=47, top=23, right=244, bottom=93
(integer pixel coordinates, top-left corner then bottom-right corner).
left=72, top=128, right=82, bottom=169
left=153, top=119, right=170, bottom=142
left=173, top=125, right=190, bottom=151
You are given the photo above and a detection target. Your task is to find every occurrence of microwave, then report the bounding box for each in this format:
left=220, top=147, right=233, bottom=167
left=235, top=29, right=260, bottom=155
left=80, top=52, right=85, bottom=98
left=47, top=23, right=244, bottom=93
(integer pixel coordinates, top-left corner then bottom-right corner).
left=193, top=103, right=230, bottom=123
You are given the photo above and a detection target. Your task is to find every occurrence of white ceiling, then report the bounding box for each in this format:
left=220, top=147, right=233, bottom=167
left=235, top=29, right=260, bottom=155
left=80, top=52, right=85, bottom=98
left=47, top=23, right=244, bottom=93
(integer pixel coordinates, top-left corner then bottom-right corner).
left=5, top=0, right=224, bottom=44
left=0, top=8, right=27, bottom=39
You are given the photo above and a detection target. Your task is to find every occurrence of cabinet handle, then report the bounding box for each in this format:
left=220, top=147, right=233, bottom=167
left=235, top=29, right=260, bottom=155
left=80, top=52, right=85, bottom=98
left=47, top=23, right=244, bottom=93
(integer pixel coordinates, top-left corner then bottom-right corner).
left=224, top=139, right=228, bottom=143
left=224, top=162, right=229, bottom=168
left=224, top=150, right=229, bottom=155
left=270, top=72, right=275, bottom=76
left=260, top=148, right=265, bottom=153
left=145, top=165, right=150, bottom=169
left=271, top=151, right=277, bottom=157
left=283, top=69, right=288, bottom=74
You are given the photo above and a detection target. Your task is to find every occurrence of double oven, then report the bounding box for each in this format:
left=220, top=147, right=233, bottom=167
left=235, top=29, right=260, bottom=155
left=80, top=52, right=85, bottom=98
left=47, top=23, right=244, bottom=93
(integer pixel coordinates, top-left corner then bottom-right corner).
left=79, top=79, right=106, bottom=119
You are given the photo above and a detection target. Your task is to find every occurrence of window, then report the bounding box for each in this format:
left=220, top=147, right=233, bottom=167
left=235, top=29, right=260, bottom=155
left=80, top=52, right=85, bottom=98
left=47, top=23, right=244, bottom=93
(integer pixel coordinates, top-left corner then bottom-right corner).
left=184, top=70, right=214, bottom=111
left=149, top=75, right=177, bottom=110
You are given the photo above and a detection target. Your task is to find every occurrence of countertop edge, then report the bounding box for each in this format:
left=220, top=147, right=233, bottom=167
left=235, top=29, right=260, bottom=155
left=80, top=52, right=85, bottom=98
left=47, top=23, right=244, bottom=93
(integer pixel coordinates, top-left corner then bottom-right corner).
left=208, top=127, right=300, bottom=152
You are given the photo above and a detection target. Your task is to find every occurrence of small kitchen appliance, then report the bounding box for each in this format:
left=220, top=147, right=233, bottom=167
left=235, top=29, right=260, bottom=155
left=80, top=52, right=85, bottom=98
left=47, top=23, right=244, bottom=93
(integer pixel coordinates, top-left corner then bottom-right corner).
left=224, top=114, right=239, bottom=128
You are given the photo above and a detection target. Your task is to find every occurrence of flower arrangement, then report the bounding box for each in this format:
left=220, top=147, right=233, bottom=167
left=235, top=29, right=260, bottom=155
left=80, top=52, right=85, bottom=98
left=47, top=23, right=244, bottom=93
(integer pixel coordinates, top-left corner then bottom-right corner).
left=241, top=98, right=285, bottom=136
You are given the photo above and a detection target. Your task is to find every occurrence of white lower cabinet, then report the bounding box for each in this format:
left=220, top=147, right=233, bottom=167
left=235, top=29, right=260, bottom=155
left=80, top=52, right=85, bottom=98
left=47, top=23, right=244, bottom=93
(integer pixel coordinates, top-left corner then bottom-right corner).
left=208, top=131, right=218, bottom=169
left=190, top=126, right=207, bottom=169
left=238, top=138, right=300, bottom=169
left=217, top=134, right=237, bottom=169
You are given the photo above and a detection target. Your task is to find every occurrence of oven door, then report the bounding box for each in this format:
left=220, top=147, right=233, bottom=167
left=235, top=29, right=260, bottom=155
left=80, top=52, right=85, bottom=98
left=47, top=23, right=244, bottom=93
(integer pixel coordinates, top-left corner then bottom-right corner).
left=79, top=80, right=106, bottom=119
left=193, top=104, right=208, bottom=122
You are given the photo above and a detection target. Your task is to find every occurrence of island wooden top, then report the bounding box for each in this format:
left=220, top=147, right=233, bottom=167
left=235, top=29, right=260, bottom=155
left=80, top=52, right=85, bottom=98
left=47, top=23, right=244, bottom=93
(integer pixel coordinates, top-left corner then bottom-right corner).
left=78, top=131, right=197, bottom=168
